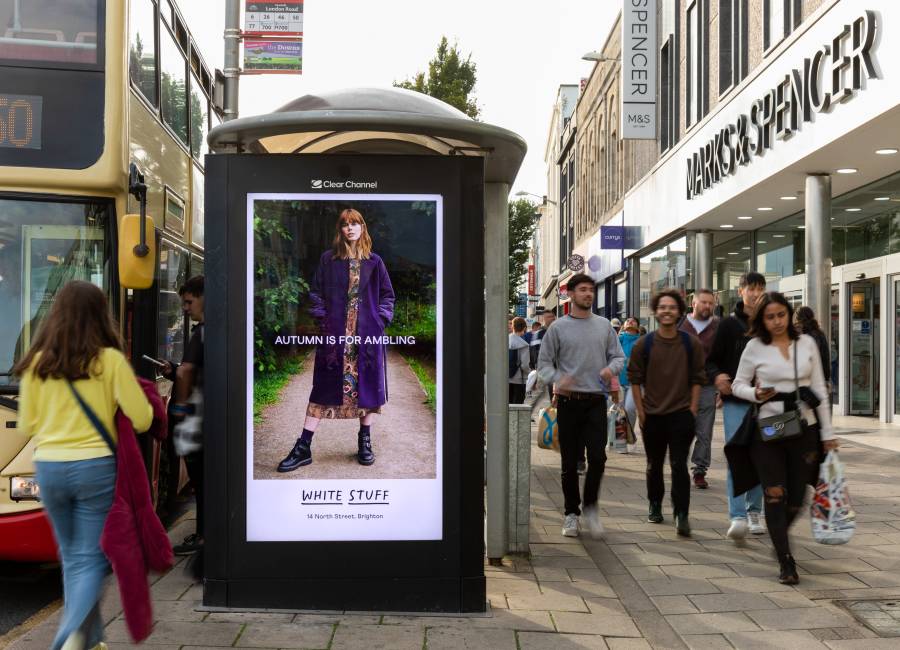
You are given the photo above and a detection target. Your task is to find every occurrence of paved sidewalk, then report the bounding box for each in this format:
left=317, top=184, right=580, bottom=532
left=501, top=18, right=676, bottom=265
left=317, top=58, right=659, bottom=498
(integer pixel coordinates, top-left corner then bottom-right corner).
left=6, top=411, right=900, bottom=649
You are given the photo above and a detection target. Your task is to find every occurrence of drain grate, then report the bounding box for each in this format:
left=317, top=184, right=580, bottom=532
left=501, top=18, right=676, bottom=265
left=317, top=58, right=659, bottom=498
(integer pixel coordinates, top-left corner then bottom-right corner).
left=839, top=600, right=900, bottom=637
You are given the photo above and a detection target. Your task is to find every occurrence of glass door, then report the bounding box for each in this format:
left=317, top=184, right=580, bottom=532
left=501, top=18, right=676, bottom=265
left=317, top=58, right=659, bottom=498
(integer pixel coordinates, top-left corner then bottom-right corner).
left=894, top=278, right=900, bottom=419
left=831, top=286, right=839, bottom=407
left=848, top=279, right=880, bottom=415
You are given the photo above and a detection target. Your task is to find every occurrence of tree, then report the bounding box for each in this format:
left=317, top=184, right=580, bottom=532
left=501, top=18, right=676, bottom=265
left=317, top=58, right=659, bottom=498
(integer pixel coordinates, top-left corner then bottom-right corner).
left=394, top=36, right=480, bottom=119
left=508, top=198, right=539, bottom=311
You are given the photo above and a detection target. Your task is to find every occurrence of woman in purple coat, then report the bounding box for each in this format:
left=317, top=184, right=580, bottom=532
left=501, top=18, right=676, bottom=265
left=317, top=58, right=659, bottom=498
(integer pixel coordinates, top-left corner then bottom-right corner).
left=277, top=208, right=395, bottom=472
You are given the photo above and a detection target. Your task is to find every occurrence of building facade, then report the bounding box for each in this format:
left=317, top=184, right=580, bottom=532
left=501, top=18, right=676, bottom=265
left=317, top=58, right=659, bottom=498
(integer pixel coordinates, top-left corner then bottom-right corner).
left=622, top=0, right=899, bottom=423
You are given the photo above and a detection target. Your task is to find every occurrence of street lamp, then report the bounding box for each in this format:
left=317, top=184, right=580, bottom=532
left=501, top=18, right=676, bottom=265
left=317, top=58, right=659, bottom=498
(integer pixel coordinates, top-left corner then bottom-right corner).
left=581, top=51, right=618, bottom=63
left=514, top=190, right=556, bottom=205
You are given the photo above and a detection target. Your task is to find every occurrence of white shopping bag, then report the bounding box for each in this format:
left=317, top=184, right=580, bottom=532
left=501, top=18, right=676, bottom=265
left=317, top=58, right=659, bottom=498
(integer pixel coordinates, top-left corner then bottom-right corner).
left=609, top=403, right=628, bottom=453
left=810, top=450, right=856, bottom=545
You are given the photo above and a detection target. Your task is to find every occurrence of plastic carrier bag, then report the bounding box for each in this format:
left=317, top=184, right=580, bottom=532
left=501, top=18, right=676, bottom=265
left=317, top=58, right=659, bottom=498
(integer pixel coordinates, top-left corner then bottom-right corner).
left=810, top=450, right=856, bottom=545
left=537, top=406, right=559, bottom=451
left=609, top=403, right=631, bottom=453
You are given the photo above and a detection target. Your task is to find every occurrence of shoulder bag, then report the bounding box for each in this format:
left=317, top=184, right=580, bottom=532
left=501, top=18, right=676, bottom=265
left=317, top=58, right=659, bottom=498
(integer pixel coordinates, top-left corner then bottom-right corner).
left=757, top=341, right=805, bottom=443
left=67, top=380, right=116, bottom=453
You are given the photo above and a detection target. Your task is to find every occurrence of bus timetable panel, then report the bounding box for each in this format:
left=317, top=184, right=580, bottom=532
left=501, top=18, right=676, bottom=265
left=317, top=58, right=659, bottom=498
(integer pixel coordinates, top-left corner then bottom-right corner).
left=204, top=153, right=486, bottom=613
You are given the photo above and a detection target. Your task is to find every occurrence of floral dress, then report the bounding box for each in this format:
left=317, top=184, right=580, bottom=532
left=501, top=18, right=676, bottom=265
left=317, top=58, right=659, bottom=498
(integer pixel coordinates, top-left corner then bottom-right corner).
left=307, top=259, right=380, bottom=419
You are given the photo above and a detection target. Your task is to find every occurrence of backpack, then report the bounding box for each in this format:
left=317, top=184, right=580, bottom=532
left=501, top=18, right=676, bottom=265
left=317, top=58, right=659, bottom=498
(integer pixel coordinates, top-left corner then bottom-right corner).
left=508, top=347, right=519, bottom=378
left=642, top=331, right=694, bottom=379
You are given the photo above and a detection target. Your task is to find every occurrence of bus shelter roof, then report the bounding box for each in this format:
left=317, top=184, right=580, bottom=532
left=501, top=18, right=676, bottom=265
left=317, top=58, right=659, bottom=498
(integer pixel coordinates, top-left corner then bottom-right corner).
left=207, top=87, right=527, bottom=185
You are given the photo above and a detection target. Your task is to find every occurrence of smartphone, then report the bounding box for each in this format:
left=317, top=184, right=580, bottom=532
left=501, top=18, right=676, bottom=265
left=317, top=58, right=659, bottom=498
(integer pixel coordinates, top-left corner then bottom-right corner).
left=142, top=354, right=167, bottom=368
left=759, top=385, right=776, bottom=393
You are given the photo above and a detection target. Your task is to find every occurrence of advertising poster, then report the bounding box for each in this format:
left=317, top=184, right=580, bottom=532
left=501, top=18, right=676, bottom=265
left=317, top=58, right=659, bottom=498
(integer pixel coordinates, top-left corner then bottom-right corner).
left=243, top=39, right=302, bottom=73
left=246, top=193, right=442, bottom=541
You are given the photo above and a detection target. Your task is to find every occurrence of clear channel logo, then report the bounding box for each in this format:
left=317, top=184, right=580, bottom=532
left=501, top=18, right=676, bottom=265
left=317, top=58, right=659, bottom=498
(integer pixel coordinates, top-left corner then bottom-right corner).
left=310, top=178, right=378, bottom=190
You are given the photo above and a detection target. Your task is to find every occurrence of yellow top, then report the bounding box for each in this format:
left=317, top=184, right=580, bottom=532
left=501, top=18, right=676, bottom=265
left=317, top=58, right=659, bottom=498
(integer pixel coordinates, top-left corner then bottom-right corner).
left=18, top=348, right=154, bottom=462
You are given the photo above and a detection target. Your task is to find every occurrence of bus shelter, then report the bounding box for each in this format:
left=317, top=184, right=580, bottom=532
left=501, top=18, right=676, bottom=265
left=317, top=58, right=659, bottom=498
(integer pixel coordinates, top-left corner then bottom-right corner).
left=204, top=87, right=525, bottom=612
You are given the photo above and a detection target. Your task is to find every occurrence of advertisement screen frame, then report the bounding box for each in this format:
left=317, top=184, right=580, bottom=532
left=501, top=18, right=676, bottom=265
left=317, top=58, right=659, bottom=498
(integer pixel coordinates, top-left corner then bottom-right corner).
left=203, top=153, right=485, bottom=612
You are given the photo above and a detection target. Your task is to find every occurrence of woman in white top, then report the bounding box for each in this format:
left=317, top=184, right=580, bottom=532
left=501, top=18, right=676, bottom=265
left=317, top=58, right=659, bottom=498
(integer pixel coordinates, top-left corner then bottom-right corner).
left=732, top=292, right=838, bottom=585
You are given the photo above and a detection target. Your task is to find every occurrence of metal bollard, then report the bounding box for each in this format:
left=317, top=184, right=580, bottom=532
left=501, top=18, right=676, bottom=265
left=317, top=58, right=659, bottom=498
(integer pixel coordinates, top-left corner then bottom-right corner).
left=507, top=404, right=532, bottom=554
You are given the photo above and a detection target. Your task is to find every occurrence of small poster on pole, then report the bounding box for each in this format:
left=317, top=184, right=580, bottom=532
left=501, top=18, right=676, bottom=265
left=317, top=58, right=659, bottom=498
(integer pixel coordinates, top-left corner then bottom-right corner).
left=244, top=0, right=303, bottom=35
left=243, top=39, right=302, bottom=74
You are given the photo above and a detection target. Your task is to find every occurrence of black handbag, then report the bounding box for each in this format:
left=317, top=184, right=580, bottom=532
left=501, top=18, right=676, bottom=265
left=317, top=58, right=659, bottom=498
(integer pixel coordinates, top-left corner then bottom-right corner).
left=757, top=341, right=805, bottom=443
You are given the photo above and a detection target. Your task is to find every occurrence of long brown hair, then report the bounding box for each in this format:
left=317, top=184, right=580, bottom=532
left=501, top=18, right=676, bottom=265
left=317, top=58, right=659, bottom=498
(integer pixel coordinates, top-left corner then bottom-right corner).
left=747, top=292, right=799, bottom=344
left=331, top=208, right=373, bottom=260
left=13, top=280, right=123, bottom=381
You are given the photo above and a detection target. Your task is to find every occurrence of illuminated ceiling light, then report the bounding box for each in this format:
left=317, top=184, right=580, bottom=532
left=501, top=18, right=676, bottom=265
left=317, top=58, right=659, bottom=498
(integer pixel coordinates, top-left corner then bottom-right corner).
left=875, top=196, right=890, bottom=201
left=845, top=207, right=861, bottom=212
left=875, top=148, right=898, bottom=155
left=742, top=247, right=751, bottom=250
left=836, top=168, right=858, bottom=174
left=728, top=252, right=739, bottom=255
left=720, top=224, right=734, bottom=228
left=757, top=207, right=773, bottom=211
left=780, top=196, right=797, bottom=200
left=737, top=215, right=753, bottom=220
left=757, top=240, right=767, bottom=244
left=773, top=234, right=786, bottom=238
left=797, top=225, right=806, bottom=229
left=715, top=257, right=726, bottom=260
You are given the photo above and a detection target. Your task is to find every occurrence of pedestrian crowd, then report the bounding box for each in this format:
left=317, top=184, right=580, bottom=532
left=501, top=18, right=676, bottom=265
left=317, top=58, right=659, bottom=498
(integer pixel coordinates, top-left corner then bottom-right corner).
left=526, top=271, right=837, bottom=587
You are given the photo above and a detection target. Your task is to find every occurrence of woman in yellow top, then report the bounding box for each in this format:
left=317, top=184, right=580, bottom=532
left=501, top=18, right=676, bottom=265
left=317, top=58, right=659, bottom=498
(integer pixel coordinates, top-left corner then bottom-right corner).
left=15, top=281, right=153, bottom=650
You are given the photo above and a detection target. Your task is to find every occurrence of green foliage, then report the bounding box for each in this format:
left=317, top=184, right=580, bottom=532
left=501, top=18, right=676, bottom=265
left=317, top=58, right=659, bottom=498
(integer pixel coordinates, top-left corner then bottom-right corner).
left=386, top=290, right=437, bottom=341
left=402, top=354, right=436, bottom=413
left=254, top=202, right=309, bottom=372
left=394, top=36, right=480, bottom=120
left=508, top=198, right=539, bottom=311
left=254, top=356, right=304, bottom=423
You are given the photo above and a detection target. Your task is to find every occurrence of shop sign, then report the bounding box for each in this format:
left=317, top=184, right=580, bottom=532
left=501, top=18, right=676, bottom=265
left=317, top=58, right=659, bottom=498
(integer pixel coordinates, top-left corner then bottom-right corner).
left=243, top=39, right=302, bottom=74
left=528, top=264, right=536, bottom=295
left=622, top=0, right=656, bottom=139
left=852, top=292, right=866, bottom=313
left=686, top=11, right=877, bottom=200
left=600, top=225, right=643, bottom=249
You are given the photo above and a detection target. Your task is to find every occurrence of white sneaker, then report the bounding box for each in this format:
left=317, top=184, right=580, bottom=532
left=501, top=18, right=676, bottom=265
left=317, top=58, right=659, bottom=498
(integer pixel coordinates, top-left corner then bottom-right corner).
left=726, top=517, right=749, bottom=540
left=582, top=505, right=604, bottom=539
left=747, top=511, right=766, bottom=535
left=562, top=513, right=580, bottom=537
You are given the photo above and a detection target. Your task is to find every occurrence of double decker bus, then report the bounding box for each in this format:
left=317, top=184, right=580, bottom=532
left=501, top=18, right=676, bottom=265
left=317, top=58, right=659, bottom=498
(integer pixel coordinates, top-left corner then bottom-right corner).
left=0, top=0, right=219, bottom=561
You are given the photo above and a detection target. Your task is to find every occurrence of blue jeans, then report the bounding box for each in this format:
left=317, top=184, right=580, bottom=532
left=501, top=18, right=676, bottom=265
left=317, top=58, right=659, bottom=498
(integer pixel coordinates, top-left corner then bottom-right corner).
left=35, top=456, right=116, bottom=650
left=723, top=401, right=762, bottom=519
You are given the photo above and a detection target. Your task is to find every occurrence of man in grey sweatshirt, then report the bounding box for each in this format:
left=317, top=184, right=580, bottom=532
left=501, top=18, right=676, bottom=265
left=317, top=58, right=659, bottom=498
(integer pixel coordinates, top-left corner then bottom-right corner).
left=537, top=273, right=625, bottom=539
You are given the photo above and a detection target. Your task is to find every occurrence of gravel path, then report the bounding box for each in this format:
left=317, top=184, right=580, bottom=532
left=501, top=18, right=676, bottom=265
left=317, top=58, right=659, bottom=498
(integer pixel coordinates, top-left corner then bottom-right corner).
left=253, top=348, right=437, bottom=480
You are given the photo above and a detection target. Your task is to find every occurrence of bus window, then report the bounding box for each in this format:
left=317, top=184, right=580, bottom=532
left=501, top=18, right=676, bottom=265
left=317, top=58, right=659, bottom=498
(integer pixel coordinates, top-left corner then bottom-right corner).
left=157, top=240, right=188, bottom=364
left=128, top=0, right=157, bottom=106
left=0, top=0, right=101, bottom=66
left=160, top=21, right=187, bottom=146
left=189, top=71, right=209, bottom=161
left=0, top=196, right=108, bottom=385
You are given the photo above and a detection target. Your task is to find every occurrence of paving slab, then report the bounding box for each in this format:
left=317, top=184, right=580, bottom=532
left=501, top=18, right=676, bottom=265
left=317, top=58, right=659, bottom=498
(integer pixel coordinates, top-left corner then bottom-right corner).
left=425, top=627, right=518, bottom=649
left=664, top=612, right=760, bottom=635
left=104, top=620, right=243, bottom=646
left=724, top=630, right=829, bottom=649
left=679, top=634, right=734, bottom=649
left=551, top=611, right=642, bottom=637
left=329, top=623, right=422, bottom=650
left=517, top=631, right=609, bottom=649
left=745, top=606, right=857, bottom=631
left=650, top=595, right=700, bottom=615
left=687, top=593, right=780, bottom=613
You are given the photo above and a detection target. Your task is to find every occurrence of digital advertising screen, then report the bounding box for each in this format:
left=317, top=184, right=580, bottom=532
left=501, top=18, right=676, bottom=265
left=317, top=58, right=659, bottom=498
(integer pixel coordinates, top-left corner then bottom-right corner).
left=246, top=193, right=442, bottom=542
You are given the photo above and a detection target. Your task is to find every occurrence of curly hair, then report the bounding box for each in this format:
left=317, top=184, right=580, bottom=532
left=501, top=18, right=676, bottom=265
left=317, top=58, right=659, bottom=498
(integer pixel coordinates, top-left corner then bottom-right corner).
left=650, top=288, right=687, bottom=317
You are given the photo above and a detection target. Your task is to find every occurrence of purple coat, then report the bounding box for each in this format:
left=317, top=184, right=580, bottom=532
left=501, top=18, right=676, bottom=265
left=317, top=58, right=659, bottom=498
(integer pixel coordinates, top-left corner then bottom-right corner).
left=308, top=250, right=395, bottom=408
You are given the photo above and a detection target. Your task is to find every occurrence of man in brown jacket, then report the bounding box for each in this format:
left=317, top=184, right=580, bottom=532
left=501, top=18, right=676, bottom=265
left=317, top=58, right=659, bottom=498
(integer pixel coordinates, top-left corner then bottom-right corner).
left=628, top=289, right=706, bottom=536
left=679, top=289, right=719, bottom=489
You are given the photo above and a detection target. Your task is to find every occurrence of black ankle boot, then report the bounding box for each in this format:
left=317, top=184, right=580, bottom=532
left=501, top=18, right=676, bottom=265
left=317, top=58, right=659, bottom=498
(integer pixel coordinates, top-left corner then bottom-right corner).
left=277, top=438, right=312, bottom=472
left=674, top=511, right=691, bottom=537
left=648, top=501, right=663, bottom=524
left=778, top=554, right=799, bottom=585
left=357, top=430, right=375, bottom=465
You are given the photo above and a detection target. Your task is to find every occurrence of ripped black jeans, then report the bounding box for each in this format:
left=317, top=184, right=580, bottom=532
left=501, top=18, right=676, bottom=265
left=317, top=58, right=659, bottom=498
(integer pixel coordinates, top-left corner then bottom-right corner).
left=749, top=423, right=820, bottom=560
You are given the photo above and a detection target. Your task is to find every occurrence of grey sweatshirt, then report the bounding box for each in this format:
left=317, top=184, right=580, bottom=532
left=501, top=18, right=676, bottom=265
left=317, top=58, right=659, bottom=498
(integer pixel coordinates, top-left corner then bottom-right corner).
left=508, top=333, right=531, bottom=384
left=537, top=314, right=625, bottom=393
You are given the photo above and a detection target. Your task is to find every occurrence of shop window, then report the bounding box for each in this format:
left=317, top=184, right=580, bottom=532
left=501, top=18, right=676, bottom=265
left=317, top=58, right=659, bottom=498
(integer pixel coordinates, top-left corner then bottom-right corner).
left=713, top=231, right=752, bottom=315
left=660, top=35, right=680, bottom=152
left=686, top=0, right=709, bottom=128
left=128, top=0, right=157, bottom=106
left=764, top=0, right=801, bottom=52
left=719, top=0, right=748, bottom=95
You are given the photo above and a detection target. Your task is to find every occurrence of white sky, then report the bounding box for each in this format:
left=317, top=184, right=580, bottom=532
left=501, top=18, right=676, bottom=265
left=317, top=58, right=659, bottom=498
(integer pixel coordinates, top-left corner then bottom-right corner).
left=181, top=1, right=619, bottom=196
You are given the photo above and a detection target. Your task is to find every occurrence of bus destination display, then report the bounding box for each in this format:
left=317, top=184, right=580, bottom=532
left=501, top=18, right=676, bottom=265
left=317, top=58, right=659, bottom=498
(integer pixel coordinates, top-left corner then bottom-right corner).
left=0, top=94, right=42, bottom=150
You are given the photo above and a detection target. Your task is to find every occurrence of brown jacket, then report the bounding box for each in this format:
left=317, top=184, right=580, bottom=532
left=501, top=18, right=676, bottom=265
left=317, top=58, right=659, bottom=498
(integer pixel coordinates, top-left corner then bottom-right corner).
left=679, top=316, right=719, bottom=385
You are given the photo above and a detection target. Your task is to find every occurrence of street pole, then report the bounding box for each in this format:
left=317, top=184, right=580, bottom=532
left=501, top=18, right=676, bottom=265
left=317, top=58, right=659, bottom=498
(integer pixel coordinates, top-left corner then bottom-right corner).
left=223, top=0, right=241, bottom=122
